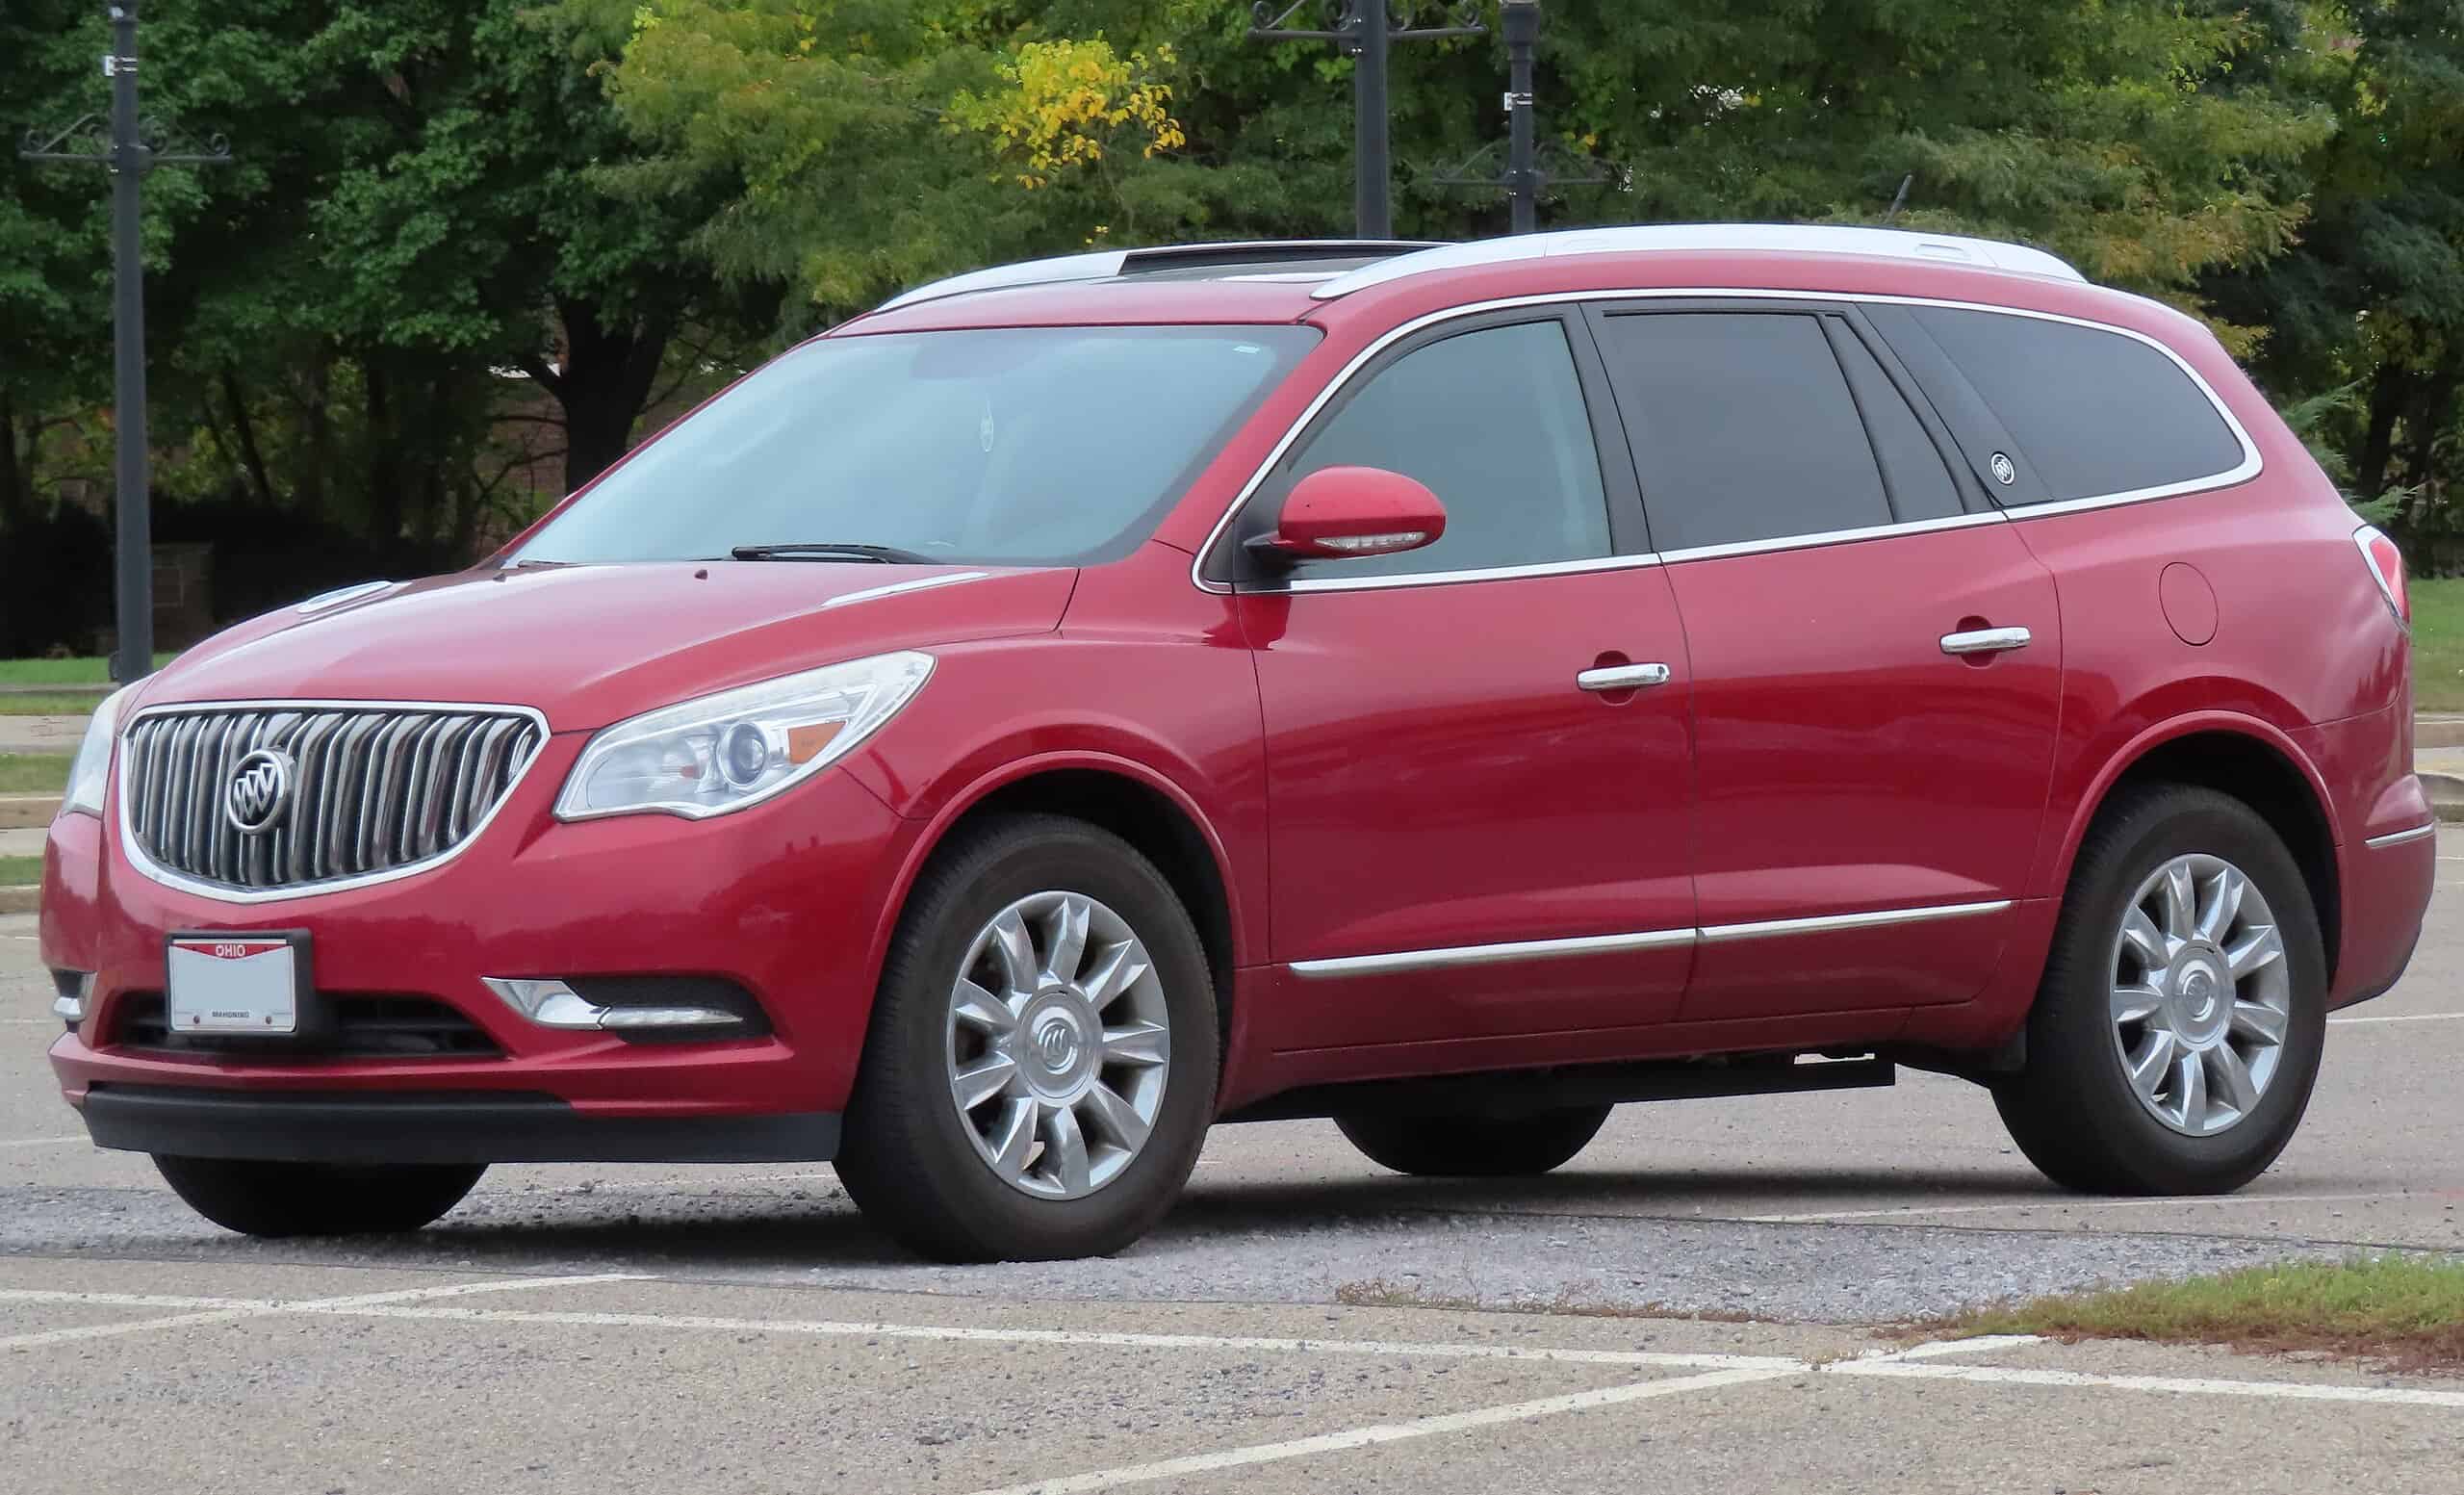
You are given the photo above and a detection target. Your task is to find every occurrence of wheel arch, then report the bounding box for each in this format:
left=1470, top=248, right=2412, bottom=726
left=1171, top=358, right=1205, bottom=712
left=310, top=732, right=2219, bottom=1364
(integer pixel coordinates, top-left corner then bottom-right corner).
left=872, top=753, right=1245, bottom=1075
left=2049, top=713, right=2343, bottom=984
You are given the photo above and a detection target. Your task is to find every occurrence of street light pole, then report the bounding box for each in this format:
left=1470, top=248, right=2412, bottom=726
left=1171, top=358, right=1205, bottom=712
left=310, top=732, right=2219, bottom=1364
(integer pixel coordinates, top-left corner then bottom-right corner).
left=105, top=3, right=150, bottom=685
left=1249, top=2, right=1485, bottom=240
left=1502, top=0, right=1537, bottom=235
left=19, top=2, right=229, bottom=683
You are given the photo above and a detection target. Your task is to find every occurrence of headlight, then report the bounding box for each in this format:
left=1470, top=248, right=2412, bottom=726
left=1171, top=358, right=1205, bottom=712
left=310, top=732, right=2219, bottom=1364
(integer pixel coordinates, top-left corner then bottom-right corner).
left=62, top=679, right=143, bottom=818
left=554, top=652, right=934, bottom=821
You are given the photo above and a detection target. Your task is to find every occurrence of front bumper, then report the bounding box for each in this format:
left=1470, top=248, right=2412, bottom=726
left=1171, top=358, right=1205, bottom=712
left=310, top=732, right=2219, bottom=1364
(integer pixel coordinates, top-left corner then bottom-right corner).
left=43, top=739, right=915, bottom=1142
left=80, top=1085, right=840, bottom=1164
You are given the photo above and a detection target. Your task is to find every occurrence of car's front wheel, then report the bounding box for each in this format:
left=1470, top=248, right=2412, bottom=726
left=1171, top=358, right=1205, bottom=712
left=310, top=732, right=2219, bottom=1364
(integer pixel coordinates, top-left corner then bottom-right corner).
left=1993, top=784, right=2326, bottom=1195
left=835, top=813, right=1219, bottom=1262
left=152, top=1156, right=487, bottom=1237
left=1335, top=1105, right=1612, bottom=1177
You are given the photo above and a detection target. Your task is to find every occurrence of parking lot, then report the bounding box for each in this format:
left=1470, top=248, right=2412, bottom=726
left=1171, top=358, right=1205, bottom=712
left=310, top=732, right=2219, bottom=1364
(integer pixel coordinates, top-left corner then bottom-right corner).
left=8, top=834, right=2464, bottom=1491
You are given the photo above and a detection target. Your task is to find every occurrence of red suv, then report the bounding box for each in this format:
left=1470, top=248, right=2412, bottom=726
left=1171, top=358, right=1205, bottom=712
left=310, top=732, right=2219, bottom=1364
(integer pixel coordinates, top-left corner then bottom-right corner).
left=38, top=227, right=2434, bottom=1261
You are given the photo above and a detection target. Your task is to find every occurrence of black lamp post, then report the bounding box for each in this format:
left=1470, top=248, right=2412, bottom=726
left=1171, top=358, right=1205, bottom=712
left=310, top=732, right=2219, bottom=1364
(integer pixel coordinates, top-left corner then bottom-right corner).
left=20, top=3, right=230, bottom=683
left=1435, top=1, right=1608, bottom=234
left=1249, top=2, right=1485, bottom=239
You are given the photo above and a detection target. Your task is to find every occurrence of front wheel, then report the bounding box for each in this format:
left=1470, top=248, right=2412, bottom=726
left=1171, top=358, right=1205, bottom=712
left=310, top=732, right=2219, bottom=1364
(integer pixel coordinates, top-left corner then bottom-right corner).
left=835, top=814, right=1219, bottom=1262
left=153, top=1156, right=486, bottom=1237
left=1993, top=784, right=2326, bottom=1195
left=1336, top=1105, right=1612, bottom=1177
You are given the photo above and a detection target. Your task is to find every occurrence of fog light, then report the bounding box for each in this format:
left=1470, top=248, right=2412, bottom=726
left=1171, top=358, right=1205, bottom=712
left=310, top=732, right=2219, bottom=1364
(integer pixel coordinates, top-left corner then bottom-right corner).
left=481, top=977, right=742, bottom=1032
left=51, top=970, right=92, bottom=1026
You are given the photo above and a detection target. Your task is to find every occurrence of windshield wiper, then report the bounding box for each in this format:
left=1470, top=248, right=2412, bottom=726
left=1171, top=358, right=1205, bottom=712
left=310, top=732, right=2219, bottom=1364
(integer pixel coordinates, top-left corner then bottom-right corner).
left=728, top=542, right=937, bottom=564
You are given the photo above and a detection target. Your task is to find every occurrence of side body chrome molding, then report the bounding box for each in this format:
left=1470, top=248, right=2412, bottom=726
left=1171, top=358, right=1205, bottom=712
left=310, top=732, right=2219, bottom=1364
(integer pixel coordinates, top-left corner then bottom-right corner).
left=2363, top=822, right=2438, bottom=849
left=1288, top=899, right=2013, bottom=979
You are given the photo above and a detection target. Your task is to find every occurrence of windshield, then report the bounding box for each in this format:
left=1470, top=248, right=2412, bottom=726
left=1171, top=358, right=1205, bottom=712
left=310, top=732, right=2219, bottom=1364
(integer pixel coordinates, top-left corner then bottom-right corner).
left=514, top=324, right=1319, bottom=567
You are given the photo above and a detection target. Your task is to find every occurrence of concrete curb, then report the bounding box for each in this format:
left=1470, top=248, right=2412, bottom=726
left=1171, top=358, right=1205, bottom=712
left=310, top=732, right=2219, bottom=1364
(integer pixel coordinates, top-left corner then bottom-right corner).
left=0, top=795, right=61, bottom=829
left=0, top=886, right=38, bottom=915
left=2420, top=720, right=2464, bottom=751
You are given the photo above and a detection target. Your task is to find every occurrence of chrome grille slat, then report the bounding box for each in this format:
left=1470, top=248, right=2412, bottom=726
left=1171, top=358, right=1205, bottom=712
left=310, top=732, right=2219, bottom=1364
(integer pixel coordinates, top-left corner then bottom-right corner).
left=122, top=704, right=542, bottom=896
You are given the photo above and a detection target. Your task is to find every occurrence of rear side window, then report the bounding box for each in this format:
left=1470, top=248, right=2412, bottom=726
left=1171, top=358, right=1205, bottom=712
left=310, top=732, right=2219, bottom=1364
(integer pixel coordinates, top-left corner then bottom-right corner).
left=1906, top=307, right=2246, bottom=503
left=1590, top=312, right=1891, bottom=552
left=1827, top=324, right=1964, bottom=524
left=1273, top=320, right=1612, bottom=579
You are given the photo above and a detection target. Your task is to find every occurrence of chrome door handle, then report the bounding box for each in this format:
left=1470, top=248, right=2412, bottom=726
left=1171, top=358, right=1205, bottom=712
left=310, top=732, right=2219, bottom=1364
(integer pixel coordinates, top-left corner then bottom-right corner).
left=1940, top=626, right=2032, bottom=657
left=1577, top=662, right=1672, bottom=692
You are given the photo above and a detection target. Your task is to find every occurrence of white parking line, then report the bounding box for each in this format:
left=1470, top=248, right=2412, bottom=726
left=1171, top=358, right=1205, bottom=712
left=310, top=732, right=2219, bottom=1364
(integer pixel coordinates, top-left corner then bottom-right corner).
left=961, top=1364, right=1806, bottom=1495
left=1745, top=1190, right=2433, bottom=1224
left=1832, top=1357, right=2464, bottom=1407
left=0, top=1272, right=644, bottom=1352
left=0, top=1136, right=78, bottom=1148
left=2330, top=1011, right=2464, bottom=1025
left=318, top=1303, right=1805, bottom=1371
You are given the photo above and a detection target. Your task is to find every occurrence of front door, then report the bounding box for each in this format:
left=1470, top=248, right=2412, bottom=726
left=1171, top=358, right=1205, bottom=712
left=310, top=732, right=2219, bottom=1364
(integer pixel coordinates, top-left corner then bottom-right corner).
left=1583, top=301, right=2063, bottom=1019
left=1216, top=312, right=1698, bottom=1049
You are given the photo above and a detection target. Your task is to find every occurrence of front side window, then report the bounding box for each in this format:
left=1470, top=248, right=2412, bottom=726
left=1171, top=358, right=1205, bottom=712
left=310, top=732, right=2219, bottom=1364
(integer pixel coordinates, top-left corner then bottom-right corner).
left=515, top=325, right=1318, bottom=568
left=1268, top=320, right=1613, bottom=580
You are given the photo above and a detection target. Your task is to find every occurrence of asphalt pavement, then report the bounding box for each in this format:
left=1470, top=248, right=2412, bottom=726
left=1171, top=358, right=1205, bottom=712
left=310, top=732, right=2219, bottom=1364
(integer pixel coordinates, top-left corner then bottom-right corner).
left=5, top=831, right=2463, bottom=1491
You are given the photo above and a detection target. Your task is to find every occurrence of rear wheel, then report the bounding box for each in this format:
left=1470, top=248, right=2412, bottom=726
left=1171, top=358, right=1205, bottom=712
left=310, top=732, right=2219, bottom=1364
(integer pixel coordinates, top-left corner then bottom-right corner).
left=835, top=814, right=1219, bottom=1262
left=1993, top=784, right=2325, bottom=1195
left=1336, top=1105, right=1611, bottom=1177
left=152, top=1156, right=486, bottom=1237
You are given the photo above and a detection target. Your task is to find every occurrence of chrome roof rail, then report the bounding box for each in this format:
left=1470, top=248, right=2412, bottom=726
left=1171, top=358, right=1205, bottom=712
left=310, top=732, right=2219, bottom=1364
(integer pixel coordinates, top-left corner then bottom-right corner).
left=1308, top=224, right=2087, bottom=300
left=877, top=240, right=1447, bottom=312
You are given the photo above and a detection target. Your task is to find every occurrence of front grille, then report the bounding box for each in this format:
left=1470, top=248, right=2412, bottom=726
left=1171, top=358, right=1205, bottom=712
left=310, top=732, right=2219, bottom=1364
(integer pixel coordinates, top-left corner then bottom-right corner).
left=122, top=705, right=543, bottom=892
left=111, top=993, right=503, bottom=1059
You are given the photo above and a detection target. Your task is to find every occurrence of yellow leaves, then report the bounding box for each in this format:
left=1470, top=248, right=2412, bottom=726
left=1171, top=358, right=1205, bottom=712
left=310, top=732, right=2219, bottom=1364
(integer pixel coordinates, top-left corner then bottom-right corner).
left=949, top=38, right=1185, bottom=190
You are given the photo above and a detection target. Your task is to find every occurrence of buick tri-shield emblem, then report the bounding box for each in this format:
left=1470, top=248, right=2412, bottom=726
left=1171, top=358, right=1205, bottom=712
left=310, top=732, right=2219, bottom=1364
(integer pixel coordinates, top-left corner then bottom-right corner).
left=1990, top=451, right=2017, bottom=485
left=224, top=748, right=295, bottom=836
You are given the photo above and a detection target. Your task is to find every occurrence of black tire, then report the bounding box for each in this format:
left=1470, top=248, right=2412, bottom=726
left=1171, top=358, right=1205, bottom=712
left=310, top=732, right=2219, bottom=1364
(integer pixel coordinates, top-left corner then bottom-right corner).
left=1993, top=783, right=2326, bottom=1195
left=152, top=1156, right=486, bottom=1237
left=1335, top=1105, right=1612, bottom=1177
left=834, top=813, right=1219, bottom=1262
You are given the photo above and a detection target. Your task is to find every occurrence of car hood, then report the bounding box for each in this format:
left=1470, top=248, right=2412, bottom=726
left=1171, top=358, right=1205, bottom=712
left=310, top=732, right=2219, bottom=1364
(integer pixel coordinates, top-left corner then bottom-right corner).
left=135, top=562, right=1075, bottom=732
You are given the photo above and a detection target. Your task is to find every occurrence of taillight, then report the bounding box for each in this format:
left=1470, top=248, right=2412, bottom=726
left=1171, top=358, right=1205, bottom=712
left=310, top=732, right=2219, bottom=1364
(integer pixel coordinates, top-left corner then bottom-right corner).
left=2354, top=524, right=2410, bottom=628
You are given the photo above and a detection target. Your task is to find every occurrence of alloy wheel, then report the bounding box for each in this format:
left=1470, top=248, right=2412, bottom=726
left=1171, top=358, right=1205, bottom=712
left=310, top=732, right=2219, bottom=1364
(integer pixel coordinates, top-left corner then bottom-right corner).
left=945, top=890, right=1172, bottom=1199
left=2107, top=852, right=2292, bottom=1137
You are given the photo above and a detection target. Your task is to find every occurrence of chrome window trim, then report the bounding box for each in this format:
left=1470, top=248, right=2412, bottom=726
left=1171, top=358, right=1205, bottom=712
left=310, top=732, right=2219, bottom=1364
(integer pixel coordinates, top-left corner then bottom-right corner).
left=1288, top=899, right=2014, bottom=977
left=1284, top=552, right=1664, bottom=594
left=1190, top=288, right=2263, bottom=597
left=116, top=697, right=552, bottom=907
left=816, top=571, right=990, bottom=610
left=2363, top=822, right=2438, bottom=849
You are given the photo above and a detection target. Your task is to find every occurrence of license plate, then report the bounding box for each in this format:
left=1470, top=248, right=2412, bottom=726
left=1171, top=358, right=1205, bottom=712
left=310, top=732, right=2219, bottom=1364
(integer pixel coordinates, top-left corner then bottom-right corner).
left=166, top=933, right=308, bottom=1036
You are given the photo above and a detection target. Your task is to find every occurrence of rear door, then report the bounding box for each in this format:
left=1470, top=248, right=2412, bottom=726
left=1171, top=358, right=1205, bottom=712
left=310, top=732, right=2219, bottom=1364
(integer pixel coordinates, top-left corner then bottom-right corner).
left=1583, top=300, right=2062, bottom=1019
left=1214, top=310, right=1700, bottom=1049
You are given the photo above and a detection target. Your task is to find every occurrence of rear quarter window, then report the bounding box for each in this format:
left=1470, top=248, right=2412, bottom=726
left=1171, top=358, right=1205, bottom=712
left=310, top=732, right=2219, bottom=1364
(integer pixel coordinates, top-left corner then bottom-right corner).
left=1907, top=307, right=2247, bottom=503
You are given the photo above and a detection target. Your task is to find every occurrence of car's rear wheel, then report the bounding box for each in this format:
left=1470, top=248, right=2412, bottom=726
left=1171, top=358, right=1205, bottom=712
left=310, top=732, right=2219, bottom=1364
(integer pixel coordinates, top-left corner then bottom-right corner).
left=152, top=1156, right=487, bottom=1237
left=1335, top=1105, right=1611, bottom=1177
left=1993, top=783, right=2325, bottom=1195
left=835, top=813, right=1218, bottom=1262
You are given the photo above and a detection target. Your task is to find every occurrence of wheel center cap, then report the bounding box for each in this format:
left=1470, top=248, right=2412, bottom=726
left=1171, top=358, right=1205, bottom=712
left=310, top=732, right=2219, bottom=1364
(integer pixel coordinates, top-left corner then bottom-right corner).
left=1018, top=992, right=1094, bottom=1096
left=2168, top=951, right=2229, bottom=1044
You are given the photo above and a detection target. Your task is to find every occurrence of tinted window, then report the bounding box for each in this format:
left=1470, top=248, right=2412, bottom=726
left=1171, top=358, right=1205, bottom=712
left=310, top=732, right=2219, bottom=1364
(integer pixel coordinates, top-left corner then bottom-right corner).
left=1593, top=312, right=1890, bottom=551
left=1909, top=307, right=2244, bottom=503
left=1277, top=320, right=1611, bottom=579
left=517, top=325, right=1317, bottom=568
left=1828, top=322, right=1964, bottom=523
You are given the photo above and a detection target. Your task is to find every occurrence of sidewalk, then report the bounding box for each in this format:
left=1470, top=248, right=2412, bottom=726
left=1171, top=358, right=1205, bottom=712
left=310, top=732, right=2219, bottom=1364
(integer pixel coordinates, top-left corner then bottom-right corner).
left=0, top=715, right=85, bottom=754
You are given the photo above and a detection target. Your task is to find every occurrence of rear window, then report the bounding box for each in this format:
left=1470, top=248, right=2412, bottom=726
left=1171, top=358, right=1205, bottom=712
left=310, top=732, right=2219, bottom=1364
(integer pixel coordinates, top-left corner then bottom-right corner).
left=1906, top=308, right=2246, bottom=503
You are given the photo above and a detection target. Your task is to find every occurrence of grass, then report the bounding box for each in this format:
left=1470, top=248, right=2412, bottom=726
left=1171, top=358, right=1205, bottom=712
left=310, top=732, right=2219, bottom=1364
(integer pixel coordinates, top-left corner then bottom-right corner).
left=0, top=855, right=38, bottom=887
left=0, top=693, right=107, bottom=716
left=0, top=652, right=170, bottom=687
left=2414, top=577, right=2464, bottom=711
left=1947, top=1254, right=2464, bottom=1374
left=0, top=755, right=71, bottom=795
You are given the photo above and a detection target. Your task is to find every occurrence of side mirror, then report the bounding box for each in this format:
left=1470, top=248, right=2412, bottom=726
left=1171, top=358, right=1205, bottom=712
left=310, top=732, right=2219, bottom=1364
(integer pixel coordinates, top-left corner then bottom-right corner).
left=1247, top=466, right=1448, bottom=564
